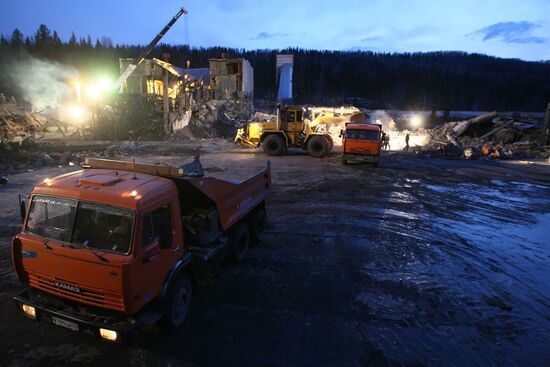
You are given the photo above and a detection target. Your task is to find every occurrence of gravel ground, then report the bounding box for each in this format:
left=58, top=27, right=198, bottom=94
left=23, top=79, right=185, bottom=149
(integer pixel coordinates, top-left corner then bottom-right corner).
left=0, top=140, right=549, bottom=366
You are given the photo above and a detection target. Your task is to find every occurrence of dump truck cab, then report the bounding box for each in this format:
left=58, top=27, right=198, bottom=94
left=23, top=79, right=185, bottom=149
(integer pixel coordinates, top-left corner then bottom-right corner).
left=235, top=105, right=333, bottom=158
left=341, top=123, right=382, bottom=166
left=12, top=158, right=271, bottom=342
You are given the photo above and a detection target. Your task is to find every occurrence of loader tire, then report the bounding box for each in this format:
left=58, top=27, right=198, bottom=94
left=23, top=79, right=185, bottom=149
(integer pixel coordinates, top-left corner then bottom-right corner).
left=229, top=223, right=250, bottom=263
left=249, top=206, right=267, bottom=245
left=307, top=136, right=330, bottom=158
left=263, top=134, right=285, bottom=156
left=162, top=274, right=192, bottom=330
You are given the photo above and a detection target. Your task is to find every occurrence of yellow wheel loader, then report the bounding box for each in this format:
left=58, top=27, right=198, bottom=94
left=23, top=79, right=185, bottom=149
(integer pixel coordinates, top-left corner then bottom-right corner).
left=235, top=105, right=334, bottom=158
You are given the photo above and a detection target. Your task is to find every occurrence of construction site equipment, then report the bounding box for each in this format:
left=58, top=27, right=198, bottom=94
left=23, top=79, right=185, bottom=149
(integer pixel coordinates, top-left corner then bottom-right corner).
left=341, top=123, right=382, bottom=166
left=114, top=7, right=188, bottom=92
left=235, top=105, right=335, bottom=158
left=12, top=157, right=270, bottom=342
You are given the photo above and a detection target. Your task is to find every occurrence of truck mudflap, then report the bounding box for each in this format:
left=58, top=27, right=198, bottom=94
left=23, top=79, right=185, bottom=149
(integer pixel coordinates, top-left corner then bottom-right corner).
left=13, top=289, right=141, bottom=343
left=188, top=237, right=232, bottom=285
left=343, top=154, right=379, bottom=163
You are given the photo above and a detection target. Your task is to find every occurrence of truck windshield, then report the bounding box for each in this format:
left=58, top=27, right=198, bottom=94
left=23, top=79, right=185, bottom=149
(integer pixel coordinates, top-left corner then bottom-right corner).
left=26, top=195, right=134, bottom=254
left=346, top=129, right=380, bottom=141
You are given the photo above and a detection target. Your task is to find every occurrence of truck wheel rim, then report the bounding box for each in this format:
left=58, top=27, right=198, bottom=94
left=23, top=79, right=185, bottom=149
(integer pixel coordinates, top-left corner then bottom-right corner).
left=268, top=142, right=279, bottom=151
left=311, top=141, right=324, bottom=153
left=172, top=283, right=191, bottom=324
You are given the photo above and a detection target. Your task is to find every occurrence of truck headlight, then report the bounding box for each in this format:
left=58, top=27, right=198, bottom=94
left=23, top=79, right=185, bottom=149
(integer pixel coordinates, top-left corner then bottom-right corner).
left=99, top=328, right=118, bottom=341
left=22, top=304, right=36, bottom=318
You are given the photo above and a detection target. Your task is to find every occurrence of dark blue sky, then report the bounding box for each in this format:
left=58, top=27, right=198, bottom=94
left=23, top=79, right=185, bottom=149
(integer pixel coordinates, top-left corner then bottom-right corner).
left=1, top=0, right=548, bottom=61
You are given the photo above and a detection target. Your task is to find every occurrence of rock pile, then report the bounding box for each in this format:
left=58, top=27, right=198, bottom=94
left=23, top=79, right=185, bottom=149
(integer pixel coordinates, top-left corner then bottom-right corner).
left=0, top=106, right=46, bottom=142
left=173, top=99, right=254, bottom=139
left=416, top=112, right=548, bottom=160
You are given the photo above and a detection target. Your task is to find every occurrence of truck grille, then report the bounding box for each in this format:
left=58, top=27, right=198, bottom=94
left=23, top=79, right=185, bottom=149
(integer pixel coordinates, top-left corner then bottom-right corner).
left=28, top=272, right=125, bottom=311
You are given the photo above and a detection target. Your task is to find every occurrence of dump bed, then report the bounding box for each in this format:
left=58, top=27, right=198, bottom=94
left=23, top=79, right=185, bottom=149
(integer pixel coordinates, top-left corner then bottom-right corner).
left=171, top=163, right=271, bottom=231
left=84, top=158, right=271, bottom=231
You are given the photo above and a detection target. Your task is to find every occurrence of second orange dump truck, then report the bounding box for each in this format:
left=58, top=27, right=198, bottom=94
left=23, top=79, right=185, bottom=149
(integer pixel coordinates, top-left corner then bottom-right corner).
left=12, top=157, right=270, bottom=342
left=341, top=123, right=383, bottom=166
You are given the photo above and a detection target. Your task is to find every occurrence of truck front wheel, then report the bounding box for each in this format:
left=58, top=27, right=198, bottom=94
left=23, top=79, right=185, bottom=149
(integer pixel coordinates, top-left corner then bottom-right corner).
left=307, top=136, right=330, bottom=158
left=263, top=134, right=285, bottom=156
left=162, top=274, right=192, bottom=330
left=230, top=223, right=250, bottom=263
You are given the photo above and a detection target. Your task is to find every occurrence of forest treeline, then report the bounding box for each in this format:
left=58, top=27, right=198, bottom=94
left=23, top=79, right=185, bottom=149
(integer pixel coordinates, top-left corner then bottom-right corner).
left=1, top=25, right=550, bottom=111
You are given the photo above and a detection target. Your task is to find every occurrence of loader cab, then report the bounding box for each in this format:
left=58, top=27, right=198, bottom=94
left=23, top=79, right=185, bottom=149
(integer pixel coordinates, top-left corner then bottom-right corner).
left=279, top=106, right=304, bottom=128
left=279, top=106, right=305, bottom=145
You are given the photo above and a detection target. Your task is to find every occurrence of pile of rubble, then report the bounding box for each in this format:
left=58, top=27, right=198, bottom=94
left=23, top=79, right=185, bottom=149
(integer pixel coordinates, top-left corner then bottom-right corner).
left=416, top=112, right=549, bottom=160
left=0, top=106, right=46, bottom=142
left=173, top=99, right=254, bottom=139
left=0, top=141, right=157, bottom=171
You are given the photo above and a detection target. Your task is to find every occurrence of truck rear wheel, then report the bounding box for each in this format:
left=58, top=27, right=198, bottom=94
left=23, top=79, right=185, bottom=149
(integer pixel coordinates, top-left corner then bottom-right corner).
left=307, top=136, right=330, bottom=158
left=162, top=274, right=192, bottom=330
left=263, top=134, right=285, bottom=156
left=249, top=207, right=267, bottom=245
left=230, top=223, right=250, bottom=263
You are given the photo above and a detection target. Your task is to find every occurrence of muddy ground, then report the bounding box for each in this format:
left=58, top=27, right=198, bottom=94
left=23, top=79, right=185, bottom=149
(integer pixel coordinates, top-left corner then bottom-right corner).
left=0, top=140, right=549, bottom=366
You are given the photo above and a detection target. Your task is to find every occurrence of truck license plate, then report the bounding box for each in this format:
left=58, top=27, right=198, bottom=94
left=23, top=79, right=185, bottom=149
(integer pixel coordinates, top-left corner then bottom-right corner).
left=51, top=316, right=79, bottom=331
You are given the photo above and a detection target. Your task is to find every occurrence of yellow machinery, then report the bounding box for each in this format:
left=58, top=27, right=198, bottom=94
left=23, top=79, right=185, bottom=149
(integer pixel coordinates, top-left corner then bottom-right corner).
left=235, top=105, right=335, bottom=158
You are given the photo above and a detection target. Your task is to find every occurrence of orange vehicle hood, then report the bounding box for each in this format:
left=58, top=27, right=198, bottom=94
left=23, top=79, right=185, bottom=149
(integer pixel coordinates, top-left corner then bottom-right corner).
left=14, top=233, right=131, bottom=312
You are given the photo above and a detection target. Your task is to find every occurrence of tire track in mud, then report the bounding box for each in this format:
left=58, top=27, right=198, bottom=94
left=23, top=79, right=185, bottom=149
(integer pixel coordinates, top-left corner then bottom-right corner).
left=363, top=168, right=550, bottom=366
left=280, top=157, right=550, bottom=366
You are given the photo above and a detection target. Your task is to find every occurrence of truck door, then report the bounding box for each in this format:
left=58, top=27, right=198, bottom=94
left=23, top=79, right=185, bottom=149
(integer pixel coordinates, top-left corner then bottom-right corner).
left=137, top=204, right=179, bottom=305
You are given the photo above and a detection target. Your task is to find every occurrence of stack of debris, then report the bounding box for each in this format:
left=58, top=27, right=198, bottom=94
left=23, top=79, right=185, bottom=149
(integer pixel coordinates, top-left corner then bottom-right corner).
left=173, top=99, right=254, bottom=139
left=416, top=112, right=548, bottom=160
left=104, top=142, right=156, bottom=158
left=0, top=106, right=46, bottom=142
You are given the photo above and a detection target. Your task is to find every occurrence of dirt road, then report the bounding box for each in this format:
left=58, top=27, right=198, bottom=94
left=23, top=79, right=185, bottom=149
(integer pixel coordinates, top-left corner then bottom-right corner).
left=1, top=141, right=549, bottom=366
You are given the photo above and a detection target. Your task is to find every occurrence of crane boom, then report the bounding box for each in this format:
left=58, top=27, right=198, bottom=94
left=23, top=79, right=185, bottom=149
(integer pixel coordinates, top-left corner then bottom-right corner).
left=114, top=7, right=188, bottom=91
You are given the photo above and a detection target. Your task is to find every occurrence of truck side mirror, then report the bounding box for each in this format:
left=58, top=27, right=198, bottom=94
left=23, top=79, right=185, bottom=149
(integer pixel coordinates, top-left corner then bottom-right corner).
left=339, top=129, right=344, bottom=138
left=18, top=195, right=26, bottom=225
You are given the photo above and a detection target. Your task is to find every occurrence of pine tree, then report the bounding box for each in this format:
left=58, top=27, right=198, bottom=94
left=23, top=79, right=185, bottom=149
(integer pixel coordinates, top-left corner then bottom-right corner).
left=52, top=31, right=62, bottom=46
left=69, top=32, right=77, bottom=46
left=0, top=35, right=9, bottom=47
left=35, top=24, right=51, bottom=46
left=24, top=36, right=32, bottom=50
left=11, top=28, right=24, bottom=48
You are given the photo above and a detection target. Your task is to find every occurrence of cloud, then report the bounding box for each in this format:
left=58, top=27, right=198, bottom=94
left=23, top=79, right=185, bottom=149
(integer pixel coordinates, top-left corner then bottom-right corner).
left=250, top=32, right=289, bottom=40
left=360, top=36, right=383, bottom=43
left=470, top=21, right=546, bottom=44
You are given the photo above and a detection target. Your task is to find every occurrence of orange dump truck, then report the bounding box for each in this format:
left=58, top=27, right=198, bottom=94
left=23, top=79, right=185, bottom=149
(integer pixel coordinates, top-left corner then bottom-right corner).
left=12, top=158, right=270, bottom=342
left=341, top=123, right=382, bottom=166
